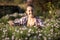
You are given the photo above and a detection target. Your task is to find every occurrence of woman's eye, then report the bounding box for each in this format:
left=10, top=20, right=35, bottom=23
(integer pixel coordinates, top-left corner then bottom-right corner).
left=29, top=10, right=30, bottom=12
left=31, top=10, right=33, bottom=12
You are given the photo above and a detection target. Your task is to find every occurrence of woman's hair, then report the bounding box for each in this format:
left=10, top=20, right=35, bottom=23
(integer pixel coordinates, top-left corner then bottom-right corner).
left=26, top=5, right=34, bottom=10
left=25, top=5, right=34, bottom=15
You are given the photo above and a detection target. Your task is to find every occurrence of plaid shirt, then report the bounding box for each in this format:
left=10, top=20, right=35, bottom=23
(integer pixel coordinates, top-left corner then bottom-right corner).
left=14, top=16, right=44, bottom=27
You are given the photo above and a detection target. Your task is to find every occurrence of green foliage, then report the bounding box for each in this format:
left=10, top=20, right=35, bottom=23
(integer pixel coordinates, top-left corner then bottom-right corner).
left=0, top=17, right=60, bottom=40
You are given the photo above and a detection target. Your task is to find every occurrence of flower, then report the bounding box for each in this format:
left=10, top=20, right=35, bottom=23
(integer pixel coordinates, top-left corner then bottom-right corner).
left=36, top=31, right=38, bottom=34
left=3, top=28, right=7, bottom=32
left=34, top=36, right=36, bottom=38
left=49, top=10, right=52, bottom=14
left=15, top=28, right=19, bottom=33
left=27, top=33, right=30, bottom=36
left=12, top=32, right=15, bottom=35
left=20, top=31, right=23, bottom=34
left=48, top=37, right=51, bottom=40
left=21, top=27, right=27, bottom=30
left=28, top=29, right=32, bottom=33
left=47, top=34, right=51, bottom=36
left=31, top=31, right=34, bottom=34
left=39, top=34, right=42, bottom=36
left=5, top=37, right=9, bottom=40
left=50, top=29, right=53, bottom=32
left=19, top=39, right=21, bottom=40
left=12, top=35, right=15, bottom=40
left=25, top=37, right=28, bottom=40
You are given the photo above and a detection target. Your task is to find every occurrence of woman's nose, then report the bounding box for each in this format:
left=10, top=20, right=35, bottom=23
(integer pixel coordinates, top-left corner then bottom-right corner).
left=30, top=11, right=33, bottom=13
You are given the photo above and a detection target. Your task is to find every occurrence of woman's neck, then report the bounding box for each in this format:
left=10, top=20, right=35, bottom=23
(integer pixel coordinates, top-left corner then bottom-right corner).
left=28, top=16, right=35, bottom=19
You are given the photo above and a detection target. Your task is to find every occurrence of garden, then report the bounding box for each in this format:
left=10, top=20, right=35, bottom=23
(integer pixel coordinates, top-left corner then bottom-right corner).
left=0, top=0, right=60, bottom=40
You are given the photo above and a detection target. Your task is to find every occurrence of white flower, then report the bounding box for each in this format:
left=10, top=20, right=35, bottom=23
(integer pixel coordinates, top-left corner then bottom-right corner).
left=25, top=37, right=28, bottom=40
left=51, top=25, right=54, bottom=28
left=39, top=34, right=42, bottom=36
left=49, top=10, right=52, bottom=14
left=40, top=30, right=43, bottom=32
left=36, top=31, right=38, bottom=34
left=15, top=37, right=18, bottom=40
left=20, top=31, right=23, bottom=34
left=19, top=39, right=21, bottom=40
left=21, top=28, right=27, bottom=30
left=48, top=34, right=51, bottom=36
left=34, top=36, right=36, bottom=38
left=24, top=27, right=27, bottom=30
left=55, top=25, right=59, bottom=28
left=50, top=29, right=53, bottom=32
left=51, top=32, right=53, bottom=35
left=46, top=23, right=50, bottom=26
left=16, top=30, right=19, bottom=33
left=44, top=31, right=46, bottom=33
left=34, top=26, right=36, bottom=28
left=38, top=31, right=41, bottom=33
left=5, top=37, right=9, bottom=40
left=15, top=28, right=19, bottom=33
left=12, top=35, right=15, bottom=40
left=31, top=31, right=34, bottom=34
left=55, top=33, right=57, bottom=35
left=27, top=33, right=30, bottom=36
left=3, top=28, right=7, bottom=32
left=28, top=29, right=32, bottom=33
left=48, top=37, right=51, bottom=40
left=1, top=23, right=4, bottom=24
left=19, top=28, right=22, bottom=30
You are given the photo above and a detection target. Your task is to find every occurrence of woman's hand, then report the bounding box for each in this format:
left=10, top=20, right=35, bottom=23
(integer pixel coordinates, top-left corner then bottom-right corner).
left=8, top=20, right=14, bottom=26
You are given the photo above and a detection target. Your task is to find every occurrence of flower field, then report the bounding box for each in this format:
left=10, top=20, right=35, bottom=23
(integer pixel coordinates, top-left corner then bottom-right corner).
left=0, top=17, right=60, bottom=40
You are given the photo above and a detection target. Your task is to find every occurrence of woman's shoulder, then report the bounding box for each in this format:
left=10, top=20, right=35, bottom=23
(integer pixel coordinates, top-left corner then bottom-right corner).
left=35, top=16, right=42, bottom=21
left=35, top=16, right=40, bottom=19
left=20, top=16, right=28, bottom=20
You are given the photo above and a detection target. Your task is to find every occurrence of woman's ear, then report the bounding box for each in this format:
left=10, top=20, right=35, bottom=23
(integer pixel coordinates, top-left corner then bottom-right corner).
left=25, top=10, right=27, bottom=13
left=25, top=11, right=28, bottom=16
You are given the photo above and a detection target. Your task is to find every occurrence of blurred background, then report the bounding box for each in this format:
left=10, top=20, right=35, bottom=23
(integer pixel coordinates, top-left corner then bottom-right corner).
left=0, top=0, right=60, bottom=18
left=0, top=0, right=60, bottom=23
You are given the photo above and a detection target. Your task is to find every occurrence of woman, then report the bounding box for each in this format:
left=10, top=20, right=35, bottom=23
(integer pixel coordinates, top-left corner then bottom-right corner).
left=8, top=5, right=44, bottom=27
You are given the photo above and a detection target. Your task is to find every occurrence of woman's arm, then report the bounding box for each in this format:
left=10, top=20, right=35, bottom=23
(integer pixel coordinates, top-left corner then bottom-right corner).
left=8, top=20, right=14, bottom=26
left=8, top=16, right=27, bottom=26
left=8, top=18, right=22, bottom=26
left=36, top=18, right=44, bottom=27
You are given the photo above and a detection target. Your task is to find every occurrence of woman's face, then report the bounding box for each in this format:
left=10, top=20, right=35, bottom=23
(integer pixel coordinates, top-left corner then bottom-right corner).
left=26, top=6, right=34, bottom=17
